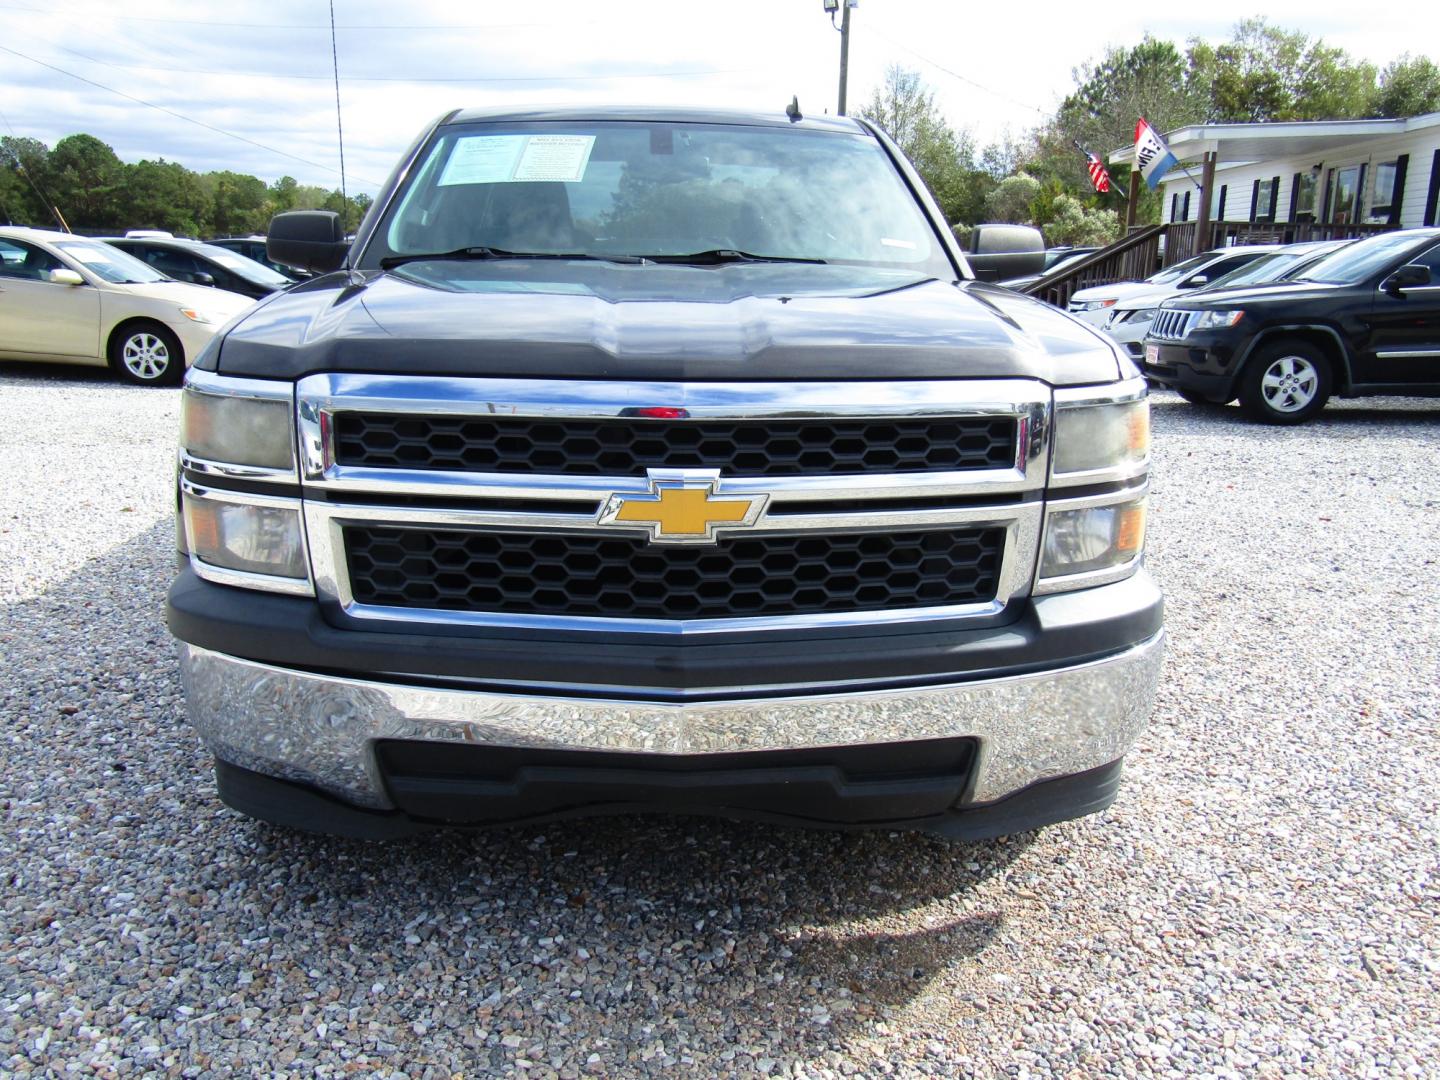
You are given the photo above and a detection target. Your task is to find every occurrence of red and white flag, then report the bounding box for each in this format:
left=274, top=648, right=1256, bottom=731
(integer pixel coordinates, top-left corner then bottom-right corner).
left=1086, top=152, right=1112, bottom=194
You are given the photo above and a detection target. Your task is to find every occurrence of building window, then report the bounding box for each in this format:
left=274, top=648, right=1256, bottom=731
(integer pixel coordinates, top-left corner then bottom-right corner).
left=1295, top=172, right=1318, bottom=219
left=1254, top=180, right=1275, bottom=221
left=1371, top=160, right=1399, bottom=220
left=1332, top=166, right=1361, bottom=223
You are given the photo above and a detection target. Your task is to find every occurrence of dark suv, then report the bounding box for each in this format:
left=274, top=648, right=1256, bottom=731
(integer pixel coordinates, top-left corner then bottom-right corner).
left=1142, top=229, right=1440, bottom=423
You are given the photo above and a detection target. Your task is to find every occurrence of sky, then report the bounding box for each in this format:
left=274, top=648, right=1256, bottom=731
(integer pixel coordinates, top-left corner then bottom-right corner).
left=0, top=0, right=1429, bottom=196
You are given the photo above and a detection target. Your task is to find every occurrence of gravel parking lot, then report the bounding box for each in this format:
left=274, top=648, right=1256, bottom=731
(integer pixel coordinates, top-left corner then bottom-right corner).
left=1, top=363, right=1437, bottom=1078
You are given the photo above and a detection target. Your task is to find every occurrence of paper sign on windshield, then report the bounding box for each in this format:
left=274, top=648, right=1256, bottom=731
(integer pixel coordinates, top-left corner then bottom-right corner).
left=438, top=134, right=595, bottom=186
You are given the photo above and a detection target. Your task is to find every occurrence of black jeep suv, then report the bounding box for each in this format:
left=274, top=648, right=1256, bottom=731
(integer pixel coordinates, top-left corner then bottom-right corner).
left=1143, top=228, right=1440, bottom=423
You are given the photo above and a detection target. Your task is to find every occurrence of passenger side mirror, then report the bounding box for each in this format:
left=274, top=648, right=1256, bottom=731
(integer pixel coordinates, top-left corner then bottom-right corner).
left=192, top=271, right=216, bottom=287
left=1381, top=263, right=1431, bottom=295
left=47, top=268, right=85, bottom=286
left=267, top=211, right=349, bottom=274
left=1181, top=274, right=1208, bottom=288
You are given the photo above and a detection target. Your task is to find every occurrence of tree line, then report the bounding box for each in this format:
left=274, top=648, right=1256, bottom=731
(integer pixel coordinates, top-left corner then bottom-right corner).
left=859, top=19, right=1440, bottom=247
left=0, top=132, right=373, bottom=237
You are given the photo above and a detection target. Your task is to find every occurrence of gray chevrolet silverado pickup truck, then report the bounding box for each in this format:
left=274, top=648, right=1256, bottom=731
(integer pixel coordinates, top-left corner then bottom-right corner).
left=168, top=106, right=1163, bottom=839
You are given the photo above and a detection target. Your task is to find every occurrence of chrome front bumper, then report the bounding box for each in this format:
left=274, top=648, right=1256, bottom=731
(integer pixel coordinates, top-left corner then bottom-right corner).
left=179, top=631, right=1165, bottom=811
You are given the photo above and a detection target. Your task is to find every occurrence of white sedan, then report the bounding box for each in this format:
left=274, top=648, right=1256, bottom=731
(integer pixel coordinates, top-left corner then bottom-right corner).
left=0, top=226, right=256, bottom=385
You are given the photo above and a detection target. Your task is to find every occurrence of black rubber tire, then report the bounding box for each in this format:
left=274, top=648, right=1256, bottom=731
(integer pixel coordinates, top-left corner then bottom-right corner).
left=1237, top=339, right=1331, bottom=425
left=108, top=320, right=184, bottom=386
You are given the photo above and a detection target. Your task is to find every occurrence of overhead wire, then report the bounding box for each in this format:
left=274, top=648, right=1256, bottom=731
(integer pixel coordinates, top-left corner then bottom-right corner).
left=0, top=43, right=384, bottom=187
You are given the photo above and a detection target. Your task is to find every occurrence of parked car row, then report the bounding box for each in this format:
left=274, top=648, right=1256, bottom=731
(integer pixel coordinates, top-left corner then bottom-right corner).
left=0, top=226, right=257, bottom=384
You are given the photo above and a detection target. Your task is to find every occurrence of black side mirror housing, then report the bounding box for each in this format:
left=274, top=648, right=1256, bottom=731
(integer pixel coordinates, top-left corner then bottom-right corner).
left=192, top=271, right=216, bottom=287
left=267, top=211, right=349, bottom=274
left=964, top=224, right=1046, bottom=282
left=1381, top=262, right=1431, bottom=295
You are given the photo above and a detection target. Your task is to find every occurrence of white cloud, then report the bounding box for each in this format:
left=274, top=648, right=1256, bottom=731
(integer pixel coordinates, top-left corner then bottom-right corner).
left=0, top=0, right=1426, bottom=194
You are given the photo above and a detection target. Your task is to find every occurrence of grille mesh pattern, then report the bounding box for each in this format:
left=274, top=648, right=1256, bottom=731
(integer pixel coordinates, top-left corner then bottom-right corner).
left=344, top=526, right=1004, bottom=620
left=332, top=414, right=1017, bottom=477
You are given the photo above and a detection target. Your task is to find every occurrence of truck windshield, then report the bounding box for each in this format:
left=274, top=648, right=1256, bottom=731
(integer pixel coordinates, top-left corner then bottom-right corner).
left=363, top=121, right=954, bottom=277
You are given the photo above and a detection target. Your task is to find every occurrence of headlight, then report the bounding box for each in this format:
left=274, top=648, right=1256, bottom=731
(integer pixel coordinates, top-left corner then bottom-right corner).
left=1051, top=393, right=1150, bottom=479
left=1070, top=298, right=1117, bottom=313
left=182, top=486, right=312, bottom=593
left=179, top=307, right=214, bottom=324
left=1040, top=497, right=1147, bottom=583
left=181, top=378, right=295, bottom=472
left=1188, top=309, right=1244, bottom=332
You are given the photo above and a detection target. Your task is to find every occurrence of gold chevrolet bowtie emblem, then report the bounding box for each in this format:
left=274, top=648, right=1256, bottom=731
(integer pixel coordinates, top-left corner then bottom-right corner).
left=598, top=471, right=768, bottom=545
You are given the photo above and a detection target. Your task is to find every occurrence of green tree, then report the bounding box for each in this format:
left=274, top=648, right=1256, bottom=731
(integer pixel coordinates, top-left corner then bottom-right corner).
left=0, top=136, right=58, bottom=227
left=1041, top=195, right=1121, bottom=246
left=48, top=133, right=125, bottom=227
left=983, top=175, right=1041, bottom=223
left=1038, top=37, right=1204, bottom=214
left=205, top=170, right=270, bottom=234
left=125, top=159, right=211, bottom=235
left=1188, top=19, right=1376, bottom=122
left=1373, top=55, right=1440, bottom=117
left=857, top=65, right=993, bottom=225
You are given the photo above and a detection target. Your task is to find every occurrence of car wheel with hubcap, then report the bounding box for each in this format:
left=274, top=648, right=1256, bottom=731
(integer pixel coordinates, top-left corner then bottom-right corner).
left=1238, top=341, right=1330, bottom=424
left=110, top=322, right=183, bottom=386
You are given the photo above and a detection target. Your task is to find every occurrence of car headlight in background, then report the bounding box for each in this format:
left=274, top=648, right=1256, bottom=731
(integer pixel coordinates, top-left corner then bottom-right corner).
left=180, top=373, right=295, bottom=472
left=1188, top=309, right=1244, bottom=332
left=1069, top=298, right=1117, bottom=313
left=179, top=307, right=214, bottom=324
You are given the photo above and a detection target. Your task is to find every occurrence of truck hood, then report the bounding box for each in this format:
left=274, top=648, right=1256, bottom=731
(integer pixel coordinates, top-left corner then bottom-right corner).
left=211, top=262, right=1121, bottom=385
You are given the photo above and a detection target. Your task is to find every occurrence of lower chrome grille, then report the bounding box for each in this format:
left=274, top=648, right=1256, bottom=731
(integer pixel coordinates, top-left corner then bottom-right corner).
left=344, top=525, right=1004, bottom=621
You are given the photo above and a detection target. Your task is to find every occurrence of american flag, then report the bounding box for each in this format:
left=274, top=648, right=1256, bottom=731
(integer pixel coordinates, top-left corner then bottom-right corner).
left=1086, top=151, right=1112, bottom=194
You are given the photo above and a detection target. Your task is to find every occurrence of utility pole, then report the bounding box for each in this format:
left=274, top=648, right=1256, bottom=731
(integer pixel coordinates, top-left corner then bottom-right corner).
left=837, top=1, right=853, bottom=116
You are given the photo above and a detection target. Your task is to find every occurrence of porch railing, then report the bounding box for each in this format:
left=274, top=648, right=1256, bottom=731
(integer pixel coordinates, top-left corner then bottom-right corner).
left=1021, top=224, right=1164, bottom=309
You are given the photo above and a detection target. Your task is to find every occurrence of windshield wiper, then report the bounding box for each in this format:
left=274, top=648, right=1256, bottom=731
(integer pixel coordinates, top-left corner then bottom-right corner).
left=380, top=246, right=644, bottom=269
left=638, top=249, right=827, bottom=266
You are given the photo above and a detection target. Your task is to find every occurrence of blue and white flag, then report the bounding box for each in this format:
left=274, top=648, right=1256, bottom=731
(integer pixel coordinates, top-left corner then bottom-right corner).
left=1134, top=118, right=1178, bottom=189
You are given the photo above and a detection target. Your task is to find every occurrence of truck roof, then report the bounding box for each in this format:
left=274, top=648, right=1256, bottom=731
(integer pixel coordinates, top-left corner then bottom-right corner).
left=442, top=105, right=868, bottom=135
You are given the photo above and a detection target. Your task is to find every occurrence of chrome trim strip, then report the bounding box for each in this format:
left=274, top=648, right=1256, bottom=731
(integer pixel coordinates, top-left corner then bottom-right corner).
left=181, top=479, right=315, bottom=597
left=305, top=500, right=1041, bottom=634
left=183, top=367, right=295, bottom=401
left=1051, top=376, right=1148, bottom=410
left=1375, top=349, right=1440, bottom=359
left=179, top=451, right=297, bottom=484
left=179, top=629, right=1165, bottom=808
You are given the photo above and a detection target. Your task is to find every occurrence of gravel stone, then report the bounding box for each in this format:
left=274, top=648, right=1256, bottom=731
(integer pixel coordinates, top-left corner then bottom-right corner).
left=1, top=364, right=1437, bottom=1077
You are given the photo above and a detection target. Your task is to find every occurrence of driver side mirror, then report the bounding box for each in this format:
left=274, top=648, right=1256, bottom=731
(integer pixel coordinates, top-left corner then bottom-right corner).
left=1381, top=263, right=1431, bottom=295
left=267, top=210, right=348, bottom=274
left=47, top=268, right=85, bottom=286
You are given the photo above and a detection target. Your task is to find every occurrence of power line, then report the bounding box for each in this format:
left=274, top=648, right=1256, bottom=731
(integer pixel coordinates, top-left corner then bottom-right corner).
left=0, top=43, right=384, bottom=187
left=0, top=3, right=602, bottom=31
left=54, top=46, right=755, bottom=85
left=865, top=26, right=1051, bottom=119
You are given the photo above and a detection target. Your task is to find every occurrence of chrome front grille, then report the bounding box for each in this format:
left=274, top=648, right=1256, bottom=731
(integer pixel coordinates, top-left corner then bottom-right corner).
left=1149, top=309, right=1194, bottom=341
left=333, top=413, right=1019, bottom=477
left=297, top=375, right=1050, bottom=634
